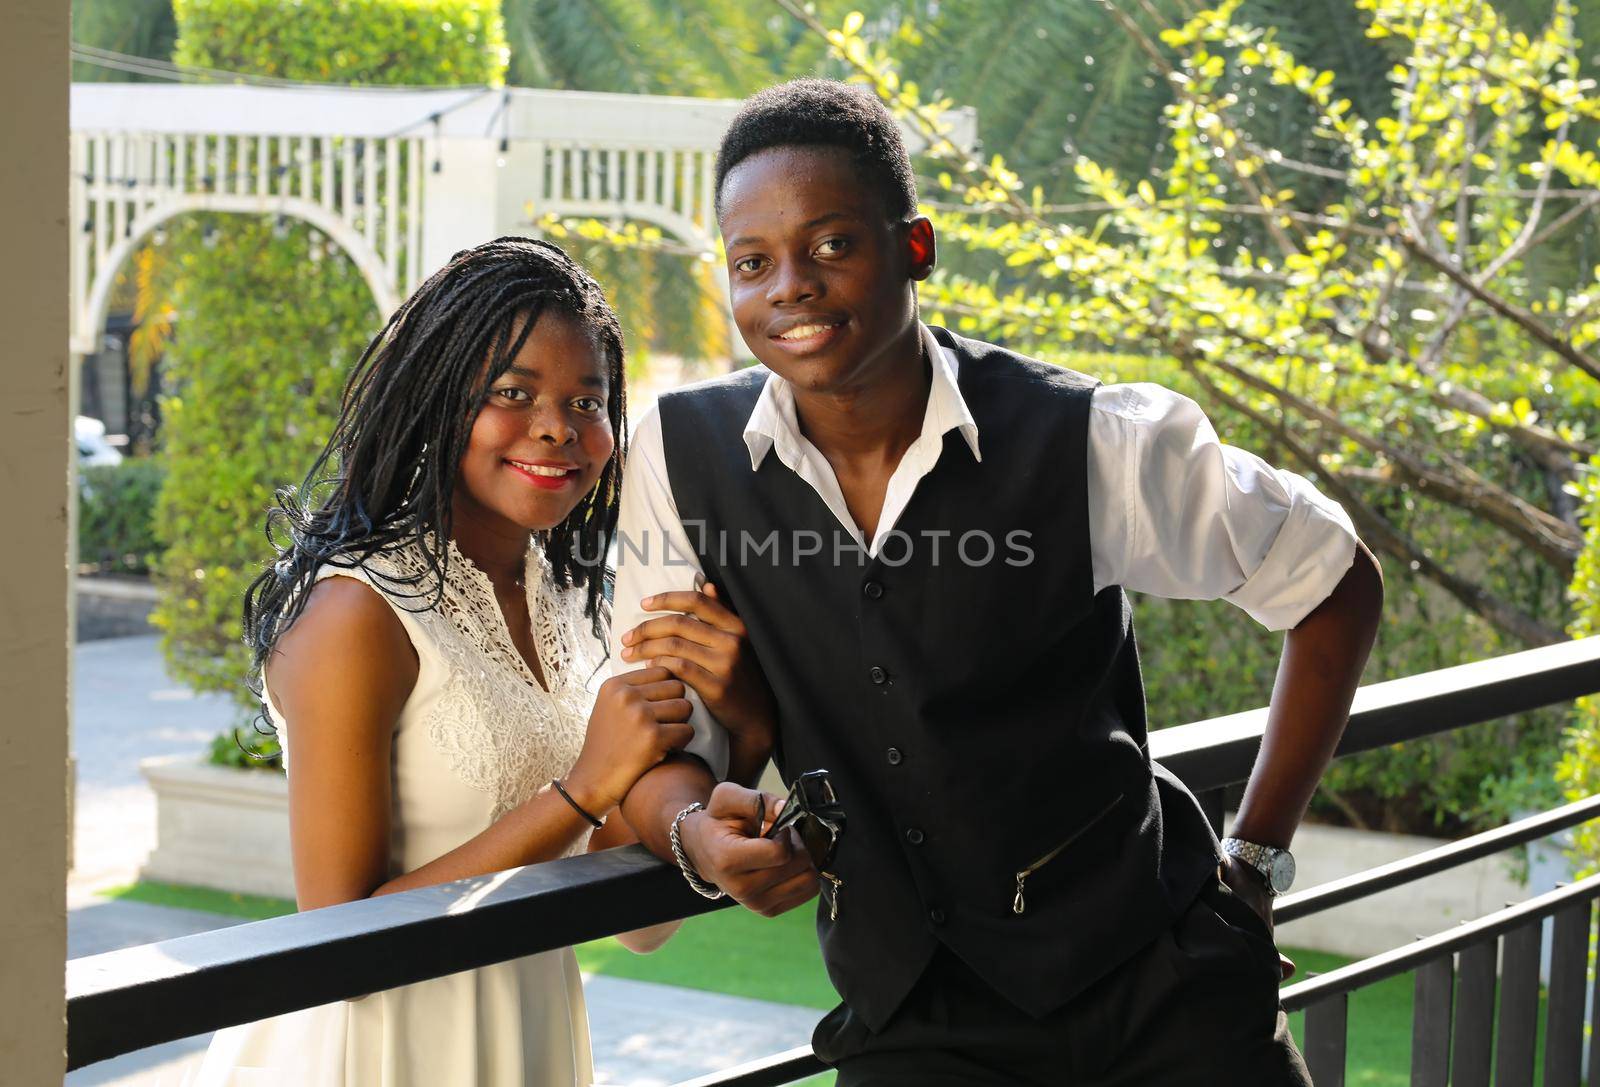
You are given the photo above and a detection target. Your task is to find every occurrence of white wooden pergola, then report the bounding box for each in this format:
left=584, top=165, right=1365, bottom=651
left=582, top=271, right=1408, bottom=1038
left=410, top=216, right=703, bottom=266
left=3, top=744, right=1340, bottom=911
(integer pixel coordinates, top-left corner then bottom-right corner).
left=70, top=84, right=729, bottom=355
left=68, top=82, right=977, bottom=357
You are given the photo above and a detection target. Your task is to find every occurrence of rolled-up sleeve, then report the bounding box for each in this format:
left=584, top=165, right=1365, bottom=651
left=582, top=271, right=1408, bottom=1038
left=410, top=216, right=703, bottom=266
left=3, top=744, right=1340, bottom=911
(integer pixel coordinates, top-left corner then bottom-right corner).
left=1089, top=382, right=1358, bottom=631
left=610, top=404, right=730, bottom=778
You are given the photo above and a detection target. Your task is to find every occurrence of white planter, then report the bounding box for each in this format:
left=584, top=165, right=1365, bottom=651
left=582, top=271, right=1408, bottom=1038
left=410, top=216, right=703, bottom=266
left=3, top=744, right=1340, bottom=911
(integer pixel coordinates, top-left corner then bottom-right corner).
left=1272, top=818, right=1529, bottom=959
left=140, top=755, right=295, bottom=901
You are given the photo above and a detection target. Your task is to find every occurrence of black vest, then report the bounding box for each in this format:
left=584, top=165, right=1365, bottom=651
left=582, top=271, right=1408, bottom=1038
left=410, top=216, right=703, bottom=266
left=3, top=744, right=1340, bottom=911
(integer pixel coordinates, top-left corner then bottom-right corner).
left=658, top=328, right=1221, bottom=1030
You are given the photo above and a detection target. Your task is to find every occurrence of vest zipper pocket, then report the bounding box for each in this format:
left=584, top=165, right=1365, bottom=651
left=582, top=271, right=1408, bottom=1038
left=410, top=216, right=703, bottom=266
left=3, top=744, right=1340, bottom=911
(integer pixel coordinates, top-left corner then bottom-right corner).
left=821, top=871, right=842, bottom=921
left=1012, top=792, right=1124, bottom=916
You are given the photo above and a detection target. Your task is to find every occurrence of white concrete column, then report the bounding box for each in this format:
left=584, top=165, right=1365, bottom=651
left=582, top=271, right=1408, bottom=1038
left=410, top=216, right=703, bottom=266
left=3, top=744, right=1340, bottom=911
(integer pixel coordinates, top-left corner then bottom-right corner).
left=418, top=136, right=502, bottom=281
left=67, top=348, right=81, bottom=874
left=493, top=138, right=549, bottom=239
left=1, top=0, right=70, bottom=1080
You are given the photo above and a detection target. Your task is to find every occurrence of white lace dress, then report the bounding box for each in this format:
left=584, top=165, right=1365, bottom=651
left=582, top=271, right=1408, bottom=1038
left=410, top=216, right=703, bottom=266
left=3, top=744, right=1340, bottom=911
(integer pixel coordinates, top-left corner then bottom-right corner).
left=189, top=538, right=602, bottom=1087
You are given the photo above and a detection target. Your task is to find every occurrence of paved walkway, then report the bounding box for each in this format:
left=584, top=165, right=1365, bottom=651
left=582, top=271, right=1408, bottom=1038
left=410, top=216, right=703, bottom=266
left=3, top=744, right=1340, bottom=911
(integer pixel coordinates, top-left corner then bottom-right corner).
left=68, top=634, right=826, bottom=1086
left=71, top=635, right=239, bottom=891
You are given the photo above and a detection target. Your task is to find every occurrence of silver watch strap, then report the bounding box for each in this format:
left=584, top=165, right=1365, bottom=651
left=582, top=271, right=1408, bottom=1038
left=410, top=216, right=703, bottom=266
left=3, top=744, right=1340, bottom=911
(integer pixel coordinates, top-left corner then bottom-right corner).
left=1221, top=836, right=1288, bottom=893
left=670, top=802, right=725, bottom=900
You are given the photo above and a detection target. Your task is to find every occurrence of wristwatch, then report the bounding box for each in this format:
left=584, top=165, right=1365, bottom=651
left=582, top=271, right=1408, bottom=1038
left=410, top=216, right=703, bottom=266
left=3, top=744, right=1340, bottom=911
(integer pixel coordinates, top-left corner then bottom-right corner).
left=1221, top=837, right=1296, bottom=895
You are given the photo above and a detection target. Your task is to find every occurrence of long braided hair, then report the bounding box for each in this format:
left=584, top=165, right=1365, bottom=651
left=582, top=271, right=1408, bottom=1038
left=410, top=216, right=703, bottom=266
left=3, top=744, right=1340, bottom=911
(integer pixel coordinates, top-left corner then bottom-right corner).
left=243, top=237, right=627, bottom=713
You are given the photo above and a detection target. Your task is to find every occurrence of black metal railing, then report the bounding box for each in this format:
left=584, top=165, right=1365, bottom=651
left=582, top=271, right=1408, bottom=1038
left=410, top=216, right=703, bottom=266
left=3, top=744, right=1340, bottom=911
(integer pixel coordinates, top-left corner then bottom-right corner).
left=66, top=636, right=1600, bottom=1082
left=1283, top=875, right=1600, bottom=1087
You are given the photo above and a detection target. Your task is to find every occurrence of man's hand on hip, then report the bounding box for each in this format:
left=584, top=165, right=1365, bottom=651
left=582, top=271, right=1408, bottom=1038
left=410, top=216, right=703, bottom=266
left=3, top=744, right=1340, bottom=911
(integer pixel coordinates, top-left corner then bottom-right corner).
left=1220, top=855, right=1297, bottom=981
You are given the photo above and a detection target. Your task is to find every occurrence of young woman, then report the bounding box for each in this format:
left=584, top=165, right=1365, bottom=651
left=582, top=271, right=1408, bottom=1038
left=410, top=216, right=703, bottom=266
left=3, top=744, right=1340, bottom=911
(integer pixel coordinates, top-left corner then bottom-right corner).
left=189, top=237, right=773, bottom=1086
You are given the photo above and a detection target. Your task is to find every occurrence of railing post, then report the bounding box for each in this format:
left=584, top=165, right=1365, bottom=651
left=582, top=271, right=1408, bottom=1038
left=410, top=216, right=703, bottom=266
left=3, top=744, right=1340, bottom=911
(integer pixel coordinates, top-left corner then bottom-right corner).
left=1590, top=926, right=1600, bottom=1087
left=1409, top=956, right=1453, bottom=1087
left=1302, top=993, right=1347, bottom=1087
left=1542, top=899, right=1593, bottom=1087
left=1449, top=940, right=1496, bottom=1087
left=1494, top=921, right=1542, bottom=1087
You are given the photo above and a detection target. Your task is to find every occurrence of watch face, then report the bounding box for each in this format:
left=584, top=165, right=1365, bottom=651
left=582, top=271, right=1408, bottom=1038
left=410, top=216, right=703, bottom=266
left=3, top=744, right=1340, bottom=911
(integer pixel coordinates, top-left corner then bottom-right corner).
left=1269, top=851, right=1296, bottom=893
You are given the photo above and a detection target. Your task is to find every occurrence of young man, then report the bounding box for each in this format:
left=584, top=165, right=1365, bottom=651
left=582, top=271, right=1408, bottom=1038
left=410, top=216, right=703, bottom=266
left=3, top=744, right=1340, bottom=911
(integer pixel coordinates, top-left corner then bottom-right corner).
left=613, top=79, right=1383, bottom=1085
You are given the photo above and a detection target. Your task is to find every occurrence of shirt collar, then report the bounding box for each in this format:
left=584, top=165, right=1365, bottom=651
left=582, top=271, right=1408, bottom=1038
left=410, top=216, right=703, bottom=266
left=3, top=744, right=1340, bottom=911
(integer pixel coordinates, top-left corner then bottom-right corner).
left=741, top=323, right=982, bottom=472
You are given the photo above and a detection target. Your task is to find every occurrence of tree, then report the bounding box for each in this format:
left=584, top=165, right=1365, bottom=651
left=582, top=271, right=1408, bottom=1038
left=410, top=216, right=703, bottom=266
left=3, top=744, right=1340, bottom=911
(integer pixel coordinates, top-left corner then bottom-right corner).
left=822, top=0, right=1598, bottom=643
left=787, top=0, right=1599, bottom=831
left=72, top=0, right=178, bottom=82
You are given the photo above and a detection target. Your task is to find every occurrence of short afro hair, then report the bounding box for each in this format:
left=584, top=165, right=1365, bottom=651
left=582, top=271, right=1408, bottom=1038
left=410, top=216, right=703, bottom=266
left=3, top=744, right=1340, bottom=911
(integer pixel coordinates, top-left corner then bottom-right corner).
left=714, top=79, right=918, bottom=222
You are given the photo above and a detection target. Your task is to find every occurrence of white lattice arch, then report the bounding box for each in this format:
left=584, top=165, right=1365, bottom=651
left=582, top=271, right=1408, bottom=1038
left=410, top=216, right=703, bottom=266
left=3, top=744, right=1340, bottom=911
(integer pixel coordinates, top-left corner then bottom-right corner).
left=69, top=108, right=430, bottom=355
left=79, top=194, right=400, bottom=356
left=68, top=84, right=977, bottom=358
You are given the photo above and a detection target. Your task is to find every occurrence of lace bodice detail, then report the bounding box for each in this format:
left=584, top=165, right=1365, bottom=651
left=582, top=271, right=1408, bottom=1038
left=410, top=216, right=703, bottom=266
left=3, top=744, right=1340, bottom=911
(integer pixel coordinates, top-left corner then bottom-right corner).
left=342, top=538, right=606, bottom=826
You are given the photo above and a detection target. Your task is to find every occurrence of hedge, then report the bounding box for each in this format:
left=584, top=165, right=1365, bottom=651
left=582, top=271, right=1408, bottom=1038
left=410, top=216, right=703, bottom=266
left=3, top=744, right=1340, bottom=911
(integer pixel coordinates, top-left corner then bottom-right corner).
left=172, top=0, right=506, bottom=86
left=151, top=217, right=377, bottom=698
left=153, top=1, right=507, bottom=709
left=79, top=459, right=165, bottom=575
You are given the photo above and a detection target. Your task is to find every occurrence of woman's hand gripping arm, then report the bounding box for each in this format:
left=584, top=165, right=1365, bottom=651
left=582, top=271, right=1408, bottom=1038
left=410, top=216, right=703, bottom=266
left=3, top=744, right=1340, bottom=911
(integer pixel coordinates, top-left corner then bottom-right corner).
left=274, top=576, right=695, bottom=911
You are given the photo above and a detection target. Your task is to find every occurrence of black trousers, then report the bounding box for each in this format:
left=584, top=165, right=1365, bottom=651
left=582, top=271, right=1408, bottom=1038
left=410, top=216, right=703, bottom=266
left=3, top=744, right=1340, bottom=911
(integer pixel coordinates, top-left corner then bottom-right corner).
left=812, top=877, right=1313, bottom=1086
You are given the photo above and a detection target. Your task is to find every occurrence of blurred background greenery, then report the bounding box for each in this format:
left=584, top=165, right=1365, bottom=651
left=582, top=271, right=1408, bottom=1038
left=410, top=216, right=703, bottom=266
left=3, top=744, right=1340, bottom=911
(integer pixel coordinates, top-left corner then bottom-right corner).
left=69, top=0, right=1600, bottom=852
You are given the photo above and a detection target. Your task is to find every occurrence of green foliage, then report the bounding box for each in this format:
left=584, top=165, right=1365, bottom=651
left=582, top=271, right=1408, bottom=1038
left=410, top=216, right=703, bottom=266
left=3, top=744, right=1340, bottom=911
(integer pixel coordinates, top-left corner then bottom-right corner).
left=153, top=1, right=507, bottom=707
left=535, top=216, right=735, bottom=374
left=891, top=0, right=1177, bottom=199
left=72, top=0, right=178, bottom=81
left=1558, top=463, right=1600, bottom=872
left=151, top=217, right=377, bottom=705
left=1088, top=351, right=1566, bottom=833
left=793, top=1, right=1600, bottom=835
left=546, top=0, right=1595, bottom=833
left=500, top=0, right=873, bottom=364
left=500, top=0, right=882, bottom=96
left=207, top=724, right=284, bottom=771
left=78, top=459, right=166, bottom=575
left=504, top=0, right=771, bottom=96
left=517, top=0, right=1589, bottom=363
left=172, top=0, right=507, bottom=85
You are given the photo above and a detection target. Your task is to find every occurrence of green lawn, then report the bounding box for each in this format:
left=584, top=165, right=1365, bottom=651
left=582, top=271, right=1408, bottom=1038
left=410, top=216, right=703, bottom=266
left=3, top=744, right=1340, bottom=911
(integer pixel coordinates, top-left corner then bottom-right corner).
left=1284, top=948, right=1412, bottom=1087
left=102, top=880, right=300, bottom=921
left=103, top=881, right=1556, bottom=1086
left=575, top=902, right=837, bottom=1008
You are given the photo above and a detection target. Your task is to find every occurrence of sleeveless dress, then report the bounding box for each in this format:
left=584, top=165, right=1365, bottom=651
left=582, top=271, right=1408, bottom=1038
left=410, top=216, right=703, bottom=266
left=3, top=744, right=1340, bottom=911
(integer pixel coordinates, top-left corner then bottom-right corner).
left=189, top=537, right=602, bottom=1087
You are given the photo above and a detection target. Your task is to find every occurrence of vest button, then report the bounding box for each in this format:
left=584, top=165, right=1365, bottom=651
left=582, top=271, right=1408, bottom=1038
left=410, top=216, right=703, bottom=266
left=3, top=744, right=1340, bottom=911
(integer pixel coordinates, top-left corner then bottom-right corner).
left=863, top=580, right=884, bottom=600
left=928, top=907, right=947, bottom=926
left=868, top=665, right=888, bottom=685
left=905, top=827, right=925, bottom=845
left=886, top=747, right=903, bottom=766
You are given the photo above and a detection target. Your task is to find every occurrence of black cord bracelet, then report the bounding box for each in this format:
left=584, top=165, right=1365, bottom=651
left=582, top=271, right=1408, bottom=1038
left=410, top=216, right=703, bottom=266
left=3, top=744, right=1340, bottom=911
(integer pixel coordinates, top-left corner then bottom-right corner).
left=551, top=778, right=605, bottom=829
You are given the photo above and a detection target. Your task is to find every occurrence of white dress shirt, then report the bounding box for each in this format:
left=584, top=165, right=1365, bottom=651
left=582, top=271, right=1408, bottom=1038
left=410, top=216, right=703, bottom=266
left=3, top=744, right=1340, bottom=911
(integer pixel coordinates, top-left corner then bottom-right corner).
left=611, top=325, right=1359, bottom=777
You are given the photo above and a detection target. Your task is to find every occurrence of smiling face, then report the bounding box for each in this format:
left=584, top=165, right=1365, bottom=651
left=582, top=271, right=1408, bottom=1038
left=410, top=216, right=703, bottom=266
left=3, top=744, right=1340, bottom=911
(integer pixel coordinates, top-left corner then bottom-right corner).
left=453, top=310, right=615, bottom=540
left=719, top=145, right=935, bottom=397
